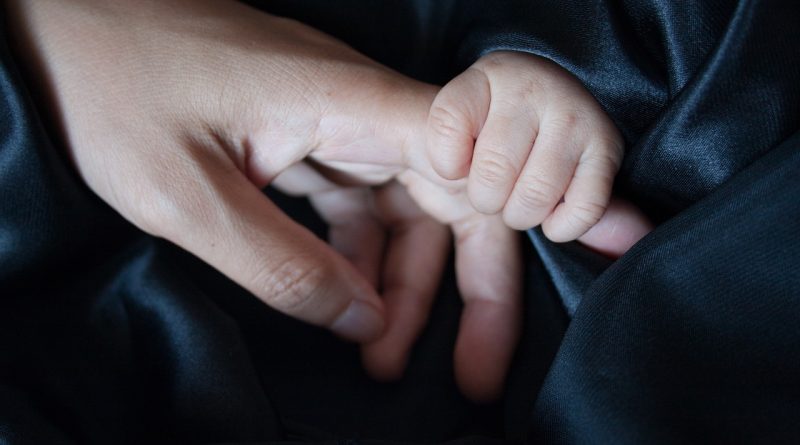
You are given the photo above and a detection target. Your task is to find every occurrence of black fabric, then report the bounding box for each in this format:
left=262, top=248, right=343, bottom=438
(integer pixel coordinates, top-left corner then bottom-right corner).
left=1, top=0, right=798, bottom=443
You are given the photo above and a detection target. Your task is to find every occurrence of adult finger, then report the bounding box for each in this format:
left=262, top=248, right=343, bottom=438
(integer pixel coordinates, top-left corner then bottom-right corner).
left=139, top=152, right=385, bottom=343
left=361, top=183, right=450, bottom=380
left=271, top=161, right=340, bottom=197
left=309, top=187, right=387, bottom=288
left=451, top=215, right=522, bottom=402
left=274, top=163, right=387, bottom=286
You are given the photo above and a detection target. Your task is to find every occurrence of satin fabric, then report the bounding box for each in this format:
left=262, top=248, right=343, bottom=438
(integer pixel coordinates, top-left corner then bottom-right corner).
left=1, top=0, right=798, bottom=443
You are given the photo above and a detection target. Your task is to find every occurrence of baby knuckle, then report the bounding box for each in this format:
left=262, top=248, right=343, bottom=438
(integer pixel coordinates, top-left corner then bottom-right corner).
left=568, top=201, right=606, bottom=229
left=593, top=144, right=624, bottom=173
left=473, top=152, right=516, bottom=187
left=599, top=132, right=625, bottom=160
left=515, top=176, right=561, bottom=210
left=547, top=110, right=584, bottom=135
left=582, top=150, right=622, bottom=177
left=481, top=52, right=506, bottom=69
left=588, top=116, right=624, bottom=149
left=429, top=105, right=466, bottom=141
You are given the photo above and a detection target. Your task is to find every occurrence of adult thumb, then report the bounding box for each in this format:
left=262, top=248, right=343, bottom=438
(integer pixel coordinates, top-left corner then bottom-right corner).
left=142, top=160, right=386, bottom=343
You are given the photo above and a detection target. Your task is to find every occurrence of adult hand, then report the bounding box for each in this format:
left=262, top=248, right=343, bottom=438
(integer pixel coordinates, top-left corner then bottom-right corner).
left=6, top=0, right=435, bottom=342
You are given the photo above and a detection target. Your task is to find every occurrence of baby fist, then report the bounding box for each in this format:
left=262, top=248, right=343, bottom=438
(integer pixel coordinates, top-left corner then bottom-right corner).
left=426, top=51, right=623, bottom=242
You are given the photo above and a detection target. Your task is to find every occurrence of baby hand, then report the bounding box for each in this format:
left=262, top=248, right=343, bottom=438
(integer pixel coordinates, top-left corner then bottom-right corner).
left=426, top=51, right=623, bottom=241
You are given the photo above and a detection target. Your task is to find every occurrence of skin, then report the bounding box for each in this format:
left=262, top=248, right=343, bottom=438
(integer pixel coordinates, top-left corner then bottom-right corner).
left=6, top=0, right=653, bottom=402
left=427, top=51, right=627, bottom=242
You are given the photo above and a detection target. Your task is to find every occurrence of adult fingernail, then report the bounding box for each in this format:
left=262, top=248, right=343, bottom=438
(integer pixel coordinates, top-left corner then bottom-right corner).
left=331, top=299, right=385, bottom=342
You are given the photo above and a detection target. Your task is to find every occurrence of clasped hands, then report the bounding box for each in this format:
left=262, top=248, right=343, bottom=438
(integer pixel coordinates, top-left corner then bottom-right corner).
left=9, top=0, right=652, bottom=401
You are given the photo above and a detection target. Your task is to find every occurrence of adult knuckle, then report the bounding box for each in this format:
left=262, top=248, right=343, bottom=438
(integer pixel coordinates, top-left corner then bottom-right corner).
left=125, top=152, right=213, bottom=240
left=257, top=257, right=331, bottom=314
left=130, top=184, right=193, bottom=239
